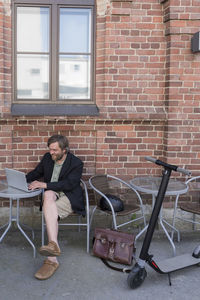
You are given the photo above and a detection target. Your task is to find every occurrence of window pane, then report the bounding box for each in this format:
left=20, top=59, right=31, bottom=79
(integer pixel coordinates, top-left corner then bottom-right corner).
left=17, top=7, right=49, bottom=52
left=17, top=54, right=49, bottom=99
left=59, top=55, right=90, bottom=99
left=60, top=8, right=91, bottom=53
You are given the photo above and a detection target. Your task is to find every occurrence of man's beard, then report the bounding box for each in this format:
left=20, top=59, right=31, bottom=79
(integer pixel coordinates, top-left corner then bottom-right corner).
left=51, top=152, right=65, bottom=162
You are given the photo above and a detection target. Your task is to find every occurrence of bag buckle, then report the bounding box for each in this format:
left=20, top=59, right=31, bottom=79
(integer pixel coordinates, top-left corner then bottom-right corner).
left=109, top=244, right=115, bottom=258
left=121, top=242, right=126, bottom=248
left=100, top=238, right=107, bottom=244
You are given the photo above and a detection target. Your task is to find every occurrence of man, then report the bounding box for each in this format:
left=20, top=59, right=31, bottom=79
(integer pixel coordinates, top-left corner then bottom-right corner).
left=27, top=134, right=84, bottom=280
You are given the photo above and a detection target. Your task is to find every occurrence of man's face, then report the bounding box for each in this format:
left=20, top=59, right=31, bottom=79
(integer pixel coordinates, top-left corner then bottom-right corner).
left=49, top=142, right=66, bottom=162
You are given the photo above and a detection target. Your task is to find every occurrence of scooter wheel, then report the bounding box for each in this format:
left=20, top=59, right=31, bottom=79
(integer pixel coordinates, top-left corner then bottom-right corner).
left=192, top=245, right=200, bottom=258
left=127, top=263, right=147, bottom=289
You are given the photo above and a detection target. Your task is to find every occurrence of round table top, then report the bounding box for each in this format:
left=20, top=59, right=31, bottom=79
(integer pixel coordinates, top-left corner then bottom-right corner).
left=0, top=182, right=42, bottom=199
left=130, top=176, right=188, bottom=196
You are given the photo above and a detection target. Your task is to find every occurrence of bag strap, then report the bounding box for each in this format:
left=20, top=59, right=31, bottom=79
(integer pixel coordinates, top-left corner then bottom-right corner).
left=100, top=258, right=132, bottom=273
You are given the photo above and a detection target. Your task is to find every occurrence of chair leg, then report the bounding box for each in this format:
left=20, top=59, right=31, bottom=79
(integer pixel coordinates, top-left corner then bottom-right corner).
left=111, top=213, right=117, bottom=230
left=111, top=218, right=117, bottom=230
left=76, top=215, right=90, bottom=252
left=193, top=213, right=196, bottom=230
left=87, top=223, right=90, bottom=253
left=89, top=206, right=97, bottom=229
left=41, top=212, right=45, bottom=246
left=78, top=216, right=81, bottom=232
left=137, top=192, right=147, bottom=228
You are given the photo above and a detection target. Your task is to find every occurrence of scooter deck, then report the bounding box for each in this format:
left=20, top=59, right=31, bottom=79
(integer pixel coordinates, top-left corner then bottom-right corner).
left=156, top=253, right=200, bottom=273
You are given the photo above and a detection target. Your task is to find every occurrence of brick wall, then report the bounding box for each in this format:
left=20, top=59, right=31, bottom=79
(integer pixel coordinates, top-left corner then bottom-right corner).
left=0, top=0, right=200, bottom=213
left=163, top=0, right=200, bottom=173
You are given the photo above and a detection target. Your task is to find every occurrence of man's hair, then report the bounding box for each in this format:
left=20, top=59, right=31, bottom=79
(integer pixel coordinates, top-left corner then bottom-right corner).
left=47, top=135, right=69, bottom=152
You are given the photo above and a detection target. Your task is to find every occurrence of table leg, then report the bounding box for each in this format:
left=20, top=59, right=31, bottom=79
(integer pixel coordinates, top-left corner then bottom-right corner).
left=154, top=195, right=177, bottom=256
left=162, top=219, right=180, bottom=242
left=171, top=194, right=181, bottom=242
left=0, top=198, right=12, bottom=242
left=159, top=218, right=176, bottom=256
left=16, top=198, right=36, bottom=258
left=18, top=223, right=35, bottom=240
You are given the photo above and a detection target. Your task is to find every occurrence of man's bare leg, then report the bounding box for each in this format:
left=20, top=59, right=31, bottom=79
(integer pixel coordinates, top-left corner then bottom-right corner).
left=43, top=190, right=60, bottom=263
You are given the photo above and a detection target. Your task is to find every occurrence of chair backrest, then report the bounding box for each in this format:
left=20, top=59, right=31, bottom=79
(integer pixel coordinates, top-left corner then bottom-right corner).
left=181, top=176, right=200, bottom=214
left=89, top=174, right=136, bottom=207
left=89, top=175, right=111, bottom=205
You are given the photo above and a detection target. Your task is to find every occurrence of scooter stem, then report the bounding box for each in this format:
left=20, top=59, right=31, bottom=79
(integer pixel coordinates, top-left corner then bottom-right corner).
left=139, top=168, right=172, bottom=262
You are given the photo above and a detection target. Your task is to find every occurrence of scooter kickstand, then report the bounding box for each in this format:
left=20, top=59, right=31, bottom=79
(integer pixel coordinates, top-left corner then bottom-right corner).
left=168, top=273, right=172, bottom=286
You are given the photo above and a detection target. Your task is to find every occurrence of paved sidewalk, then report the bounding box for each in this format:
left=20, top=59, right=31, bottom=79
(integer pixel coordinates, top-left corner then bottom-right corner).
left=0, top=229, right=200, bottom=300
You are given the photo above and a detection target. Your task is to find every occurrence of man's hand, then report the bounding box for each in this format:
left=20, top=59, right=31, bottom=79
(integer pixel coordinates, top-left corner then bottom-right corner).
left=28, top=181, right=47, bottom=190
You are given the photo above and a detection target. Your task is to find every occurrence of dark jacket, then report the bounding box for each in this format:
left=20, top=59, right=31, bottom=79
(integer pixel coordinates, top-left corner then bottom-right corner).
left=26, top=152, right=85, bottom=215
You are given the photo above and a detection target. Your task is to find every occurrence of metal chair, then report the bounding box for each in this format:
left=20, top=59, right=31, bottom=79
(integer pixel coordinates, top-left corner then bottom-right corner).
left=171, top=175, right=200, bottom=241
left=89, top=174, right=146, bottom=239
left=41, top=179, right=90, bottom=253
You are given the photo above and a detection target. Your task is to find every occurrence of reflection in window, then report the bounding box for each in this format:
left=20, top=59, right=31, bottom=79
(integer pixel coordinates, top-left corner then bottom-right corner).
left=59, top=56, right=90, bottom=99
left=59, top=8, right=91, bottom=100
left=17, top=7, right=49, bottom=53
left=17, top=54, right=49, bottom=99
left=59, top=8, right=91, bottom=53
left=16, top=7, right=49, bottom=99
left=74, top=64, right=80, bottom=71
left=31, top=69, right=40, bottom=75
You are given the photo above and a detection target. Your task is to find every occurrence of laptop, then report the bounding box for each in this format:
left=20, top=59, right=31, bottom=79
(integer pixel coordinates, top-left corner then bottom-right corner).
left=5, top=168, right=36, bottom=193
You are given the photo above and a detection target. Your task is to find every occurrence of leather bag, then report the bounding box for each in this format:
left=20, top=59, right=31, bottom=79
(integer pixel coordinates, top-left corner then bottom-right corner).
left=93, top=228, right=135, bottom=272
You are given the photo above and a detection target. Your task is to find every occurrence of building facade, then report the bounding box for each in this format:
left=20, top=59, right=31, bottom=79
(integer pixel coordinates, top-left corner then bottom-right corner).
left=0, top=0, right=200, bottom=213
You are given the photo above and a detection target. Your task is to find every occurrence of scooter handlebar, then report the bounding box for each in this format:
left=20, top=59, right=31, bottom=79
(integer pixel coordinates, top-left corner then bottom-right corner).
left=176, top=167, right=191, bottom=176
left=145, top=156, right=191, bottom=176
left=145, top=156, right=157, bottom=164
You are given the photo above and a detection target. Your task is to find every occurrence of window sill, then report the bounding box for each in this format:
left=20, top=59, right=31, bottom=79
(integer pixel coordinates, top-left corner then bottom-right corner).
left=11, top=104, right=99, bottom=116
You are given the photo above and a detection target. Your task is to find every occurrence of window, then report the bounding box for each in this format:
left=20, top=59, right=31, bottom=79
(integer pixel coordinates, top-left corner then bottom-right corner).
left=12, top=0, right=98, bottom=116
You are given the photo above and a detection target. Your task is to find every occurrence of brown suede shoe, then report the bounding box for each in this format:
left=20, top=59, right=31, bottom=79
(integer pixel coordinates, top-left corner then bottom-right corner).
left=35, top=259, right=59, bottom=280
left=39, top=241, right=61, bottom=257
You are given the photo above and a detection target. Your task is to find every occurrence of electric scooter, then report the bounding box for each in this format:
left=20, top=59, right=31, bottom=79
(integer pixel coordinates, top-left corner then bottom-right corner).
left=127, top=156, right=200, bottom=289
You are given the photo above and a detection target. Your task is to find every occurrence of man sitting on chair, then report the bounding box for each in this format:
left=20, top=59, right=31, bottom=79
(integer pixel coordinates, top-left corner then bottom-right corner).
left=27, top=134, right=84, bottom=280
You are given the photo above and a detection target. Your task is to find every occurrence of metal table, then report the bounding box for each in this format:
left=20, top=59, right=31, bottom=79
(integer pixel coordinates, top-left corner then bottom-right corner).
left=0, top=182, right=42, bottom=258
left=130, top=176, right=188, bottom=256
